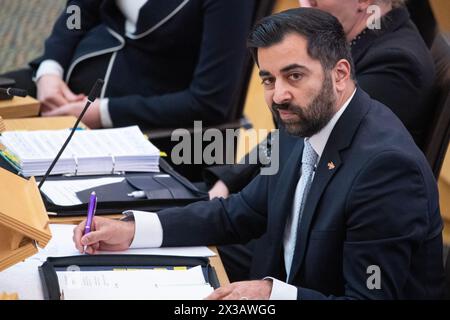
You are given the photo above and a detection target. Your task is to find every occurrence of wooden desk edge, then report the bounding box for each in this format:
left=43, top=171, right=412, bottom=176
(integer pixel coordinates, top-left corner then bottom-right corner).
left=49, top=214, right=230, bottom=286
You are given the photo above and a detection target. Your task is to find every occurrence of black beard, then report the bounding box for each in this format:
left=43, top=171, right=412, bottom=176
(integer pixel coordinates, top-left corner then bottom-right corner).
left=272, top=73, right=337, bottom=137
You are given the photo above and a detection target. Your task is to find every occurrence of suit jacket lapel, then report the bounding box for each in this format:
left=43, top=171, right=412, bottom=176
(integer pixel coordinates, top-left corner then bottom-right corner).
left=288, top=88, right=372, bottom=283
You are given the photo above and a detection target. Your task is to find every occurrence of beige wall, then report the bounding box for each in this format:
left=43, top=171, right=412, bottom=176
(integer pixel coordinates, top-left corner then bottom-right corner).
left=430, top=0, right=450, bottom=32
left=430, top=0, right=450, bottom=243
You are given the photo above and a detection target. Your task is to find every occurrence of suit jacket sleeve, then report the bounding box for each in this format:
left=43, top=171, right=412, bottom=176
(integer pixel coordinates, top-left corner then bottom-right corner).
left=296, top=151, right=441, bottom=299
left=107, top=0, right=254, bottom=128
left=38, top=0, right=103, bottom=71
left=157, top=171, right=269, bottom=247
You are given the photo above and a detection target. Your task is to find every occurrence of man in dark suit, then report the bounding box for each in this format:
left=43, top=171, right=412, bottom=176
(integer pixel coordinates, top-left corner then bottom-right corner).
left=206, top=0, right=435, bottom=198
left=73, top=8, right=445, bottom=299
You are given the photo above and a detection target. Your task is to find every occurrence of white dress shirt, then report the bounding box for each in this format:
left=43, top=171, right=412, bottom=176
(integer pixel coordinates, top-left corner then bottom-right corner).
left=35, top=0, right=147, bottom=128
left=127, top=89, right=357, bottom=300
left=116, top=0, right=147, bottom=34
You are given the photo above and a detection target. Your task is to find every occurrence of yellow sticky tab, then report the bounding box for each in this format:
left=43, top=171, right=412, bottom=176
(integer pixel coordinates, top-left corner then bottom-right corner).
left=159, top=151, right=167, bottom=157
left=174, top=266, right=188, bottom=271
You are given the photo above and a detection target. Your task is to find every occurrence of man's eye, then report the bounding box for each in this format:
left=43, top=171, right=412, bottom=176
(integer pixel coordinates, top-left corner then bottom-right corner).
left=261, top=78, right=274, bottom=86
left=289, top=73, right=303, bottom=81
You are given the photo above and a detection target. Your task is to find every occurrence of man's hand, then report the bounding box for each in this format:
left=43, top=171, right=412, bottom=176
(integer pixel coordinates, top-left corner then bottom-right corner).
left=37, top=74, right=84, bottom=112
left=73, top=216, right=135, bottom=254
left=208, top=180, right=230, bottom=200
left=205, top=280, right=273, bottom=300
left=42, top=98, right=102, bottom=128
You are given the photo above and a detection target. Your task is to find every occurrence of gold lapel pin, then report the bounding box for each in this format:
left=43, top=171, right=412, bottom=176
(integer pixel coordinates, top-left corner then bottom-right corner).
left=327, top=161, right=336, bottom=170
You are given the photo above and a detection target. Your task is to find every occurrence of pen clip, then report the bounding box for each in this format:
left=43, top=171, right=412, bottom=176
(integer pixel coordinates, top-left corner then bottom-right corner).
left=93, top=195, right=98, bottom=215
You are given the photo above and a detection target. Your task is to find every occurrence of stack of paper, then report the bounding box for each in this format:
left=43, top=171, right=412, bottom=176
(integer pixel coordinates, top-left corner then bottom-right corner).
left=0, top=126, right=160, bottom=177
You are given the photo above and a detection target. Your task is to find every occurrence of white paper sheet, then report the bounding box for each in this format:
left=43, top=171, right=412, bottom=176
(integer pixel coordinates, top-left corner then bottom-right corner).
left=57, top=266, right=213, bottom=300
left=39, top=177, right=125, bottom=206
left=33, top=224, right=216, bottom=263
left=0, top=259, right=44, bottom=300
left=0, top=224, right=216, bottom=300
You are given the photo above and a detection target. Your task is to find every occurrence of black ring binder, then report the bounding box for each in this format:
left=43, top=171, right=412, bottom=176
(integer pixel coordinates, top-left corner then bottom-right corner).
left=39, top=255, right=220, bottom=300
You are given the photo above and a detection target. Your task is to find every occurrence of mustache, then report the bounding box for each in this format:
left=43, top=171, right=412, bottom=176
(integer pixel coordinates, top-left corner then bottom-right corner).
left=272, top=102, right=302, bottom=114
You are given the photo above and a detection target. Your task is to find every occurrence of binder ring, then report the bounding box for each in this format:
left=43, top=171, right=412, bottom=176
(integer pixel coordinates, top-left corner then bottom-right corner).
left=110, top=154, right=116, bottom=174
left=72, top=154, right=79, bottom=176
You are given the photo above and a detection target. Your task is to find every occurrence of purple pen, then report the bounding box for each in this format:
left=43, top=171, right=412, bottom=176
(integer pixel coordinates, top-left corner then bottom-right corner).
left=84, top=191, right=97, bottom=236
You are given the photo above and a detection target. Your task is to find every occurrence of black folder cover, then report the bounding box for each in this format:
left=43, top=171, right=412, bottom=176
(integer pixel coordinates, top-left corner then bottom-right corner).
left=39, top=158, right=208, bottom=216
left=0, top=152, right=208, bottom=216
left=39, top=255, right=220, bottom=300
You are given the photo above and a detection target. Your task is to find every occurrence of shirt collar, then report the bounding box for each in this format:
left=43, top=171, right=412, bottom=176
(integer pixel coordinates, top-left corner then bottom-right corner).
left=306, top=88, right=357, bottom=160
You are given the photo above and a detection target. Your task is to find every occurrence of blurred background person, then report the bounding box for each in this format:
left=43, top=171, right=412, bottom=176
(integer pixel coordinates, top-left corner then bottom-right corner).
left=2, top=0, right=255, bottom=132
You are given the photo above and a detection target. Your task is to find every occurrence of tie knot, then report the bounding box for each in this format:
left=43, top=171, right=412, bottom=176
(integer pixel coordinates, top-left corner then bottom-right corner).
left=302, top=140, right=318, bottom=167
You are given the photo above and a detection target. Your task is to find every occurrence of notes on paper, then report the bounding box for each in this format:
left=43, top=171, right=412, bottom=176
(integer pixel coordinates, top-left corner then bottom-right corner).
left=57, top=266, right=214, bottom=300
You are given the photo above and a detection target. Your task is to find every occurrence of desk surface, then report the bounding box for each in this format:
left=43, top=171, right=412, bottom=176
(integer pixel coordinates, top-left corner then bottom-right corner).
left=0, top=115, right=229, bottom=297
left=0, top=96, right=40, bottom=119
left=49, top=215, right=230, bottom=287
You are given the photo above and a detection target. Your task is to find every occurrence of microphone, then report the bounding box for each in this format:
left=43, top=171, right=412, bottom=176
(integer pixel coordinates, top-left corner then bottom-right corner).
left=0, top=87, right=28, bottom=97
left=37, top=79, right=104, bottom=190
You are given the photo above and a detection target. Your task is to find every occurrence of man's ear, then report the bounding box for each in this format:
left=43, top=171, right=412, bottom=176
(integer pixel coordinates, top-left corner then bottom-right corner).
left=333, top=59, right=352, bottom=92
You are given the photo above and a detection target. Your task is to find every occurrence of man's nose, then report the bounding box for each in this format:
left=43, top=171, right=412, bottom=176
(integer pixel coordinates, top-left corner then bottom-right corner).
left=273, top=81, right=293, bottom=105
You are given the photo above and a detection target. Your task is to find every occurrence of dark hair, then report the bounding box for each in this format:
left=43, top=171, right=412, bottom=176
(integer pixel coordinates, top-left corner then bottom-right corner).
left=248, top=8, right=355, bottom=79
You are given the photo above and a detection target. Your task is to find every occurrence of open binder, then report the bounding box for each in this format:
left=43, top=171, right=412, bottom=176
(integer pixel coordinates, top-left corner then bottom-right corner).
left=0, top=144, right=208, bottom=217
left=40, top=158, right=209, bottom=216
left=0, top=168, right=51, bottom=271
left=0, top=117, right=209, bottom=216
left=39, top=255, right=220, bottom=300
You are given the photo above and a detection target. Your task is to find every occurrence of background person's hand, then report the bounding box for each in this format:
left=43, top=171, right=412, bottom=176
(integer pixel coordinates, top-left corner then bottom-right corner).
left=208, top=180, right=230, bottom=200
left=205, top=280, right=273, bottom=300
left=41, top=98, right=102, bottom=128
left=73, top=216, right=135, bottom=254
left=37, top=74, right=85, bottom=112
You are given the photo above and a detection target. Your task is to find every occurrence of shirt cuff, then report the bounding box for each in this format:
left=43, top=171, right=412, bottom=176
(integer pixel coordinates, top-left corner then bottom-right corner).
left=123, top=210, right=163, bottom=248
left=34, top=59, right=64, bottom=82
left=99, top=98, right=114, bottom=128
left=264, top=277, right=298, bottom=300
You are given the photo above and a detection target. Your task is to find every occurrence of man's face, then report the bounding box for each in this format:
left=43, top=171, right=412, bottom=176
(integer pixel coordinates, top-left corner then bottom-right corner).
left=258, top=33, right=337, bottom=137
left=299, top=0, right=361, bottom=35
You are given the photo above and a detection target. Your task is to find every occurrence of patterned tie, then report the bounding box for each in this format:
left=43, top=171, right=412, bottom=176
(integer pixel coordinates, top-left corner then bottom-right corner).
left=284, top=140, right=318, bottom=280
